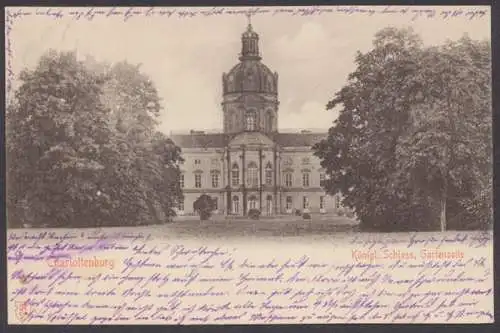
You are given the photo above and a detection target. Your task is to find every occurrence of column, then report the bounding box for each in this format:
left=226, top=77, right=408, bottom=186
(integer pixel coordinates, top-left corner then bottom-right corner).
left=259, top=147, right=263, bottom=210
left=241, top=145, right=247, bottom=216
left=273, top=147, right=279, bottom=215
left=226, top=147, right=231, bottom=215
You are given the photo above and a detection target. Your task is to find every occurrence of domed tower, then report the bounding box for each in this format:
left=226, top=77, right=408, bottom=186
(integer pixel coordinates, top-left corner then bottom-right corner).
left=222, top=16, right=279, bottom=134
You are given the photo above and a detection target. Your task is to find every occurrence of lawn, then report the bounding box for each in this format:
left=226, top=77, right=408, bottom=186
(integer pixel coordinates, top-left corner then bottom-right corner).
left=156, top=214, right=360, bottom=238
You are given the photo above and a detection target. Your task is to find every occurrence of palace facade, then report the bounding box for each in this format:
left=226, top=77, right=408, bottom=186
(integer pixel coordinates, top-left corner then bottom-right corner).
left=171, top=20, right=344, bottom=216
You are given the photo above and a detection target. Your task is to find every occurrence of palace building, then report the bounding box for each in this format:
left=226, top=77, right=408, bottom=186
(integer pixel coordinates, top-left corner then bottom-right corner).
left=171, top=19, right=344, bottom=217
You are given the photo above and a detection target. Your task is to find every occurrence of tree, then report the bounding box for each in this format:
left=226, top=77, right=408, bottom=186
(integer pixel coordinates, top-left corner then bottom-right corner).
left=193, top=195, right=216, bottom=220
left=394, top=36, right=491, bottom=231
left=6, top=51, right=183, bottom=228
left=314, top=28, right=491, bottom=232
left=87, top=60, right=182, bottom=225
left=95, top=61, right=183, bottom=225
left=6, top=50, right=113, bottom=227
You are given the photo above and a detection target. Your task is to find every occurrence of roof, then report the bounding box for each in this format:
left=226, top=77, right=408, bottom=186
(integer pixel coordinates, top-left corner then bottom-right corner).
left=223, top=61, right=277, bottom=95
left=273, top=132, right=327, bottom=147
left=170, top=133, right=227, bottom=149
left=170, top=132, right=328, bottom=149
left=229, top=131, right=275, bottom=147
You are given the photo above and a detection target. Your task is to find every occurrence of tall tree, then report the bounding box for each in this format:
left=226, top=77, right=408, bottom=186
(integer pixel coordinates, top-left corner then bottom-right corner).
left=395, top=36, right=491, bottom=231
left=96, top=61, right=182, bottom=225
left=7, top=51, right=183, bottom=228
left=6, top=50, right=113, bottom=227
left=314, top=28, right=491, bottom=231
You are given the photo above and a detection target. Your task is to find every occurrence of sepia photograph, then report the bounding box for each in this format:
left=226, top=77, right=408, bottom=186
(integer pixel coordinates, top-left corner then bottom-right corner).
left=6, top=5, right=493, bottom=325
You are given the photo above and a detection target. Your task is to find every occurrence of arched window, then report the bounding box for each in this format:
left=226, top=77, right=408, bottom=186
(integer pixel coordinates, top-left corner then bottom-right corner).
left=248, top=195, right=257, bottom=210
left=245, top=111, right=256, bottom=131
left=302, top=171, right=310, bottom=187
left=247, top=162, right=258, bottom=187
left=265, top=111, right=274, bottom=132
left=211, top=170, right=220, bottom=188
left=266, top=195, right=273, bottom=216
left=231, top=163, right=239, bottom=187
left=265, top=162, right=273, bottom=186
left=232, top=196, right=240, bottom=214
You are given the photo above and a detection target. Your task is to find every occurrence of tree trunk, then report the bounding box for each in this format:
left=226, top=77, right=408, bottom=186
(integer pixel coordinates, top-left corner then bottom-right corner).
left=440, top=183, right=447, bottom=232
left=440, top=146, right=448, bottom=232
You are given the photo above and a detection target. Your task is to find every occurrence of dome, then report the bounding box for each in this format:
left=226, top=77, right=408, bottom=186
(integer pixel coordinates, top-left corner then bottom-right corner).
left=223, top=61, right=277, bottom=94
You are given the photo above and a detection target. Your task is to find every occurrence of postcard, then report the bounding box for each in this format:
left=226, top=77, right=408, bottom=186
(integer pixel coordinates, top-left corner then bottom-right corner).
left=6, top=5, right=493, bottom=324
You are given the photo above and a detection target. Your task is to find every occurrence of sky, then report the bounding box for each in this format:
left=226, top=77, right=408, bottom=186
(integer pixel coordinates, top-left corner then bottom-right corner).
left=7, top=6, right=491, bottom=134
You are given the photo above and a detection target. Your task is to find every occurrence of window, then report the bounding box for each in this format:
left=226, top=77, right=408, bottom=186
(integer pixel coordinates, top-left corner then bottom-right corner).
left=213, top=197, right=218, bottom=211
left=194, top=159, right=201, bottom=165
left=178, top=198, right=184, bottom=211
left=265, top=162, right=272, bottom=185
left=303, top=196, right=309, bottom=210
left=231, top=163, right=239, bottom=187
left=265, top=111, right=274, bottom=132
left=266, top=195, right=273, bottom=215
left=284, top=172, right=293, bottom=187
left=194, top=173, right=202, bottom=188
left=211, top=158, right=219, bottom=167
left=335, top=195, right=341, bottom=209
left=248, top=195, right=257, bottom=210
left=320, top=196, right=325, bottom=210
left=302, top=157, right=310, bottom=165
left=247, top=162, right=258, bottom=187
left=211, top=171, right=219, bottom=188
left=265, top=170, right=273, bottom=186
left=302, top=172, right=310, bottom=187
left=320, top=173, right=325, bottom=187
left=286, top=196, right=293, bottom=211
left=179, top=174, right=184, bottom=188
left=245, top=111, right=256, bottom=131
left=232, top=196, right=240, bottom=214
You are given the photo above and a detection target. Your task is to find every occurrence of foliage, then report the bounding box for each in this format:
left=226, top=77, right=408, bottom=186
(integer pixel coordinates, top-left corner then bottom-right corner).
left=193, top=194, right=216, bottom=220
left=302, top=213, right=311, bottom=220
left=248, top=209, right=261, bottom=220
left=97, top=61, right=182, bottom=226
left=294, top=209, right=302, bottom=216
left=6, top=50, right=183, bottom=228
left=314, top=28, right=491, bottom=231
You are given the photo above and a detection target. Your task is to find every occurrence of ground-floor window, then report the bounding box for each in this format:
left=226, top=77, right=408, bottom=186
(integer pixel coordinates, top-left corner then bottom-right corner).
left=320, top=196, right=325, bottom=210
left=303, top=196, right=309, bottom=210
left=178, top=198, right=184, bottom=211
left=286, top=196, right=293, bottom=211
left=194, top=173, right=202, bottom=188
left=213, top=197, right=218, bottom=211
left=334, top=195, right=340, bottom=209
left=266, top=195, right=273, bottom=215
left=248, top=195, right=257, bottom=210
left=232, top=196, right=239, bottom=214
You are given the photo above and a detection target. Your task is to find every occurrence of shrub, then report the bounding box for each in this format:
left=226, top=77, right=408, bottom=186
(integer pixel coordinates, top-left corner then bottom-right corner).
left=302, top=213, right=311, bottom=220
left=345, top=210, right=354, bottom=218
left=248, top=209, right=261, bottom=220
left=294, top=209, right=302, bottom=216
left=193, top=194, right=216, bottom=220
